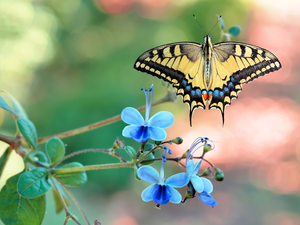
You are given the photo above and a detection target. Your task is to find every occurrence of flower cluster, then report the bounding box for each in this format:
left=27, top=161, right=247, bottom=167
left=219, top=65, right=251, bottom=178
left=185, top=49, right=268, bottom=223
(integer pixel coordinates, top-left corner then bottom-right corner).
left=121, top=84, right=219, bottom=208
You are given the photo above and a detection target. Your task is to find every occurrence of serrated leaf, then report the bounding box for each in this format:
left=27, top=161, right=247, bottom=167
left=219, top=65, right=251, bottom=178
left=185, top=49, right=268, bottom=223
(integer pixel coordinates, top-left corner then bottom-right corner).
left=55, top=162, right=87, bottom=186
left=46, top=137, right=65, bottom=165
left=229, top=26, right=241, bottom=36
left=0, top=146, right=12, bottom=178
left=0, top=173, right=46, bottom=225
left=124, top=146, right=136, bottom=159
left=51, top=188, right=70, bottom=214
left=17, top=118, right=37, bottom=150
left=18, top=167, right=51, bottom=198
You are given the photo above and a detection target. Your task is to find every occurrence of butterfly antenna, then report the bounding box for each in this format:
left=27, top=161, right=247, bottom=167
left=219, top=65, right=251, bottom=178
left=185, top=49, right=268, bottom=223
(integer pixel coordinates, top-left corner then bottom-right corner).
left=193, top=14, right=207, bottom=35
left=208, top=15, right=221, bottom=36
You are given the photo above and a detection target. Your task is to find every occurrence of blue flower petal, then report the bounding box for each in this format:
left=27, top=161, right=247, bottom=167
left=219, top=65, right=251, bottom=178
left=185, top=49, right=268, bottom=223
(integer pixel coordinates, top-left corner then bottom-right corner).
left=121, top=107, right=144, bottom=125
left=148, top=111, right=174, bottom=128
left=201, top=177, right=213, bottom=194
left=152, top=184, right=172, bottom=205
left=165, top=172, right=189, bottom=188
left=137, top=166, right=159, bottom=184
left=191, top=175, right=204, bottom=193
left=122, top=125, right=139, bottom=138
left=148, top=126, right=167, bottom=141
left=199, top=191, right=217, bottom=208
left=192, top=159, right=202, bottom=176
left=166, top=185, right=182, bottom=204
left=141, top=184, right=157, bottom=202
left=186, top=159, right=195, bottom=176
left=130, top=126, right=151, bottom=142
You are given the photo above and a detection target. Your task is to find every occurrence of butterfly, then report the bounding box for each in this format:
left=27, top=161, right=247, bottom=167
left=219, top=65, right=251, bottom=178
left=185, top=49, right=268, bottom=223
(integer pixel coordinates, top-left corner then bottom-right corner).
left=134, top=34, right=282, bottom=126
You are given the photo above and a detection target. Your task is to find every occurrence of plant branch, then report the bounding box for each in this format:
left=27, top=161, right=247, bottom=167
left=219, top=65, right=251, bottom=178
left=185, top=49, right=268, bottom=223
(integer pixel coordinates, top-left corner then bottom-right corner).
left=52, top=161, right=133, bottom=175
left=49, top=175, right=81, bottom=225
left=37, top=90, right=175, bottom=144
left=55, top=177, right=90, bottom=225
left=51, top=149, right=126, bottom=168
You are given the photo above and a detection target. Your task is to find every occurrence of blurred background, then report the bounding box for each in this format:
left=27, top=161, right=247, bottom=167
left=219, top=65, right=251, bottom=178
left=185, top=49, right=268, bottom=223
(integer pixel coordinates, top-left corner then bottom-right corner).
left=0, top=0, right=300, bottom=224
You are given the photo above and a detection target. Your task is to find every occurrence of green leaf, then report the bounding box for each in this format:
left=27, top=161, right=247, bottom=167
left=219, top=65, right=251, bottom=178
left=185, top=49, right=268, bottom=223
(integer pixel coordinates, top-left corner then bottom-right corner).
left=0, top=95, right=17, bottom=117
left=0, top=173, right=46, bottom=225
left=46, top=137, right=65, bottom=165
left=134, top=165, right=141, bottom=180
left=34, top=151, right=49, bottom=164
left=229, top=26, right=241, bottom=36
left=18, top=167, right=51, bottom=198
left=144, top=143, right=155, bottom=151
left=140, top=151, right=155, bottom=165
left=5, top=91, right=28, bottom=119
left=0, top=91, right=28, bottom=119
left=55, top=162, right=87, bottom=186
left=51, top=188, right=70, bottom=214
left=17, top=118, right=37, bottom=150
left=124, top=146, right=136, bottom=159
left=0, top=147, right=12, bottom=178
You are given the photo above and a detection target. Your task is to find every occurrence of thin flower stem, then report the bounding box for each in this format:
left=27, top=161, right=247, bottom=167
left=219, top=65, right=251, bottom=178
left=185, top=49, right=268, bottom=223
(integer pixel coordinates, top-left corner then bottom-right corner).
left=51, top=149, right=126, bottom=168
left=136, top=145, right=160, bottom=164
left=37, top=91, right=174, bottom=144
left=55, top=177, right=91, bottom=225
left=49, top=175, right=81, bottom=225
left=52, top=161, right=133, bottom=175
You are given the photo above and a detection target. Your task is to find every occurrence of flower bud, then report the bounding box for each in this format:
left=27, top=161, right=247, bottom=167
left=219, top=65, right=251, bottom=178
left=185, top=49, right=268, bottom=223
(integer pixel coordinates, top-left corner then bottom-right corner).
left=154, top=141, right=162, bottom=145
left=217, top=14, right=225, bottom=30
left=203, top=144, right=212, bottom=153
left=182, top=182, right=195, bottom=204
left=181, top=149, right=189, bottom=159
left=172, top=137, right=183, bottom=144
left=214, top=168, right=224, bottom=181
left=94, top=220, right=101, bottom=225
left=201, top=167, right=213, bottom=178
left=229, top=26, right=241, bottom=37
left=112, top=137, right=125, bottom=150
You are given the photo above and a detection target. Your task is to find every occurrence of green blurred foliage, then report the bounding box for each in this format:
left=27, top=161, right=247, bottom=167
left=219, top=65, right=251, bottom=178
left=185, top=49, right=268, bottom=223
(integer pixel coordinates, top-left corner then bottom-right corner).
left=0, top=0, right=272, bottom=224
left=0, top=0, right=248, bottom=194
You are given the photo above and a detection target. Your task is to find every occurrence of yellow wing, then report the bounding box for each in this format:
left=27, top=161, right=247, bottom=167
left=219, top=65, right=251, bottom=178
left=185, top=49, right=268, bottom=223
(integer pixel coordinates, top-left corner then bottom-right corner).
left=134, top=41, right=282, bottom=125
left=208, top=42, right=281, bottom=122
left=134, top=42, right=207, bottom=124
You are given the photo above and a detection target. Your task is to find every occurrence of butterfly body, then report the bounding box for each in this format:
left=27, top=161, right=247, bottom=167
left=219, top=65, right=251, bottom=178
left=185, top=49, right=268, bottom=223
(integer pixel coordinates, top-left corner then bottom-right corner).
left=134, top=35, right=281, bottom=126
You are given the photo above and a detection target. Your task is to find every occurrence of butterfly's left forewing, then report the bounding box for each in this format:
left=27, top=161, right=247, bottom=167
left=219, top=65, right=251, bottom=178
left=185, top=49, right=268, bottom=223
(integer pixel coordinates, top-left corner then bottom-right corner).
left=134, top=43, right=208, bottom=117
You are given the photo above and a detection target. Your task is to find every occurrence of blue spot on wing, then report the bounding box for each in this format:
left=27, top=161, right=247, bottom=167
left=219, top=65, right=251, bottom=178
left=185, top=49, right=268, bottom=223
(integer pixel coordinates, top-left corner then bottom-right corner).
left=214, top=89, right=219, bottom=97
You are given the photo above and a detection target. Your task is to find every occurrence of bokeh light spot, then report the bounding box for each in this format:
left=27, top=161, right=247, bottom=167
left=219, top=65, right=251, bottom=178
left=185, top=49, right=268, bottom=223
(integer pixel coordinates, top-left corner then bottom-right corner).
left=95, top=0, right=134, bottom=15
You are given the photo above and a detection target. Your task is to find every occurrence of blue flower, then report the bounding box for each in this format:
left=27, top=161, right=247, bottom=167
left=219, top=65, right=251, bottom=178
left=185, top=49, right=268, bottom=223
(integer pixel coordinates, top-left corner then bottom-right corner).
left=137, top=148, right=188, bottom=206
left=185, top=137, right=217, bottom=207
left=186, top=158, right=213, bottom=194
left=199, top=191, right=217, bottom=208
left=121, top=84, right=174, bottom=143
